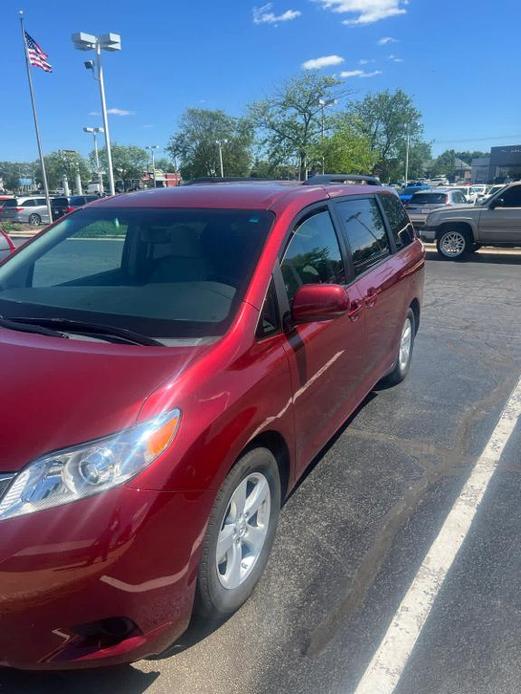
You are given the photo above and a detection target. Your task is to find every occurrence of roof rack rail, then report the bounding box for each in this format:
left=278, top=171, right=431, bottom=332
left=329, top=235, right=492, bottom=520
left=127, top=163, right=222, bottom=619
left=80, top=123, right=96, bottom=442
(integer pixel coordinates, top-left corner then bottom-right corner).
left=183, top=177, right=278, bottom=185
left=304, top=174, right=381, bottom=186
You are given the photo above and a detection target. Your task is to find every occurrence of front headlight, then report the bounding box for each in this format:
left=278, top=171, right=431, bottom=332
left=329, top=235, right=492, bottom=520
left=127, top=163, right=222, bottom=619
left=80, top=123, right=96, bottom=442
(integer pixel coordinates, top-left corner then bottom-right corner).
left=0, top=408, right=181, bottom=521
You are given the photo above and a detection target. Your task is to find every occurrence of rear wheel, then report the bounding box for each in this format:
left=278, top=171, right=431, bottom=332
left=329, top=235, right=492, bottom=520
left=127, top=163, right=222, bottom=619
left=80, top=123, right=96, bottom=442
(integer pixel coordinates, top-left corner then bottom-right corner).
left=381, top=309, right=415, bottom=387
left=28, top=213, right=41, bottom=226
left=436, top=228, right=471, bottom=260
left=196, top=447, right=281, bottom=619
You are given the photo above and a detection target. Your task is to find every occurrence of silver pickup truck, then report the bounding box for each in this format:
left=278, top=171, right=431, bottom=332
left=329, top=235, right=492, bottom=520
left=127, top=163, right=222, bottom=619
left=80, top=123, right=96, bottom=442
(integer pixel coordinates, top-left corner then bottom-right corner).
left=421, top=182, right=521, bottom=259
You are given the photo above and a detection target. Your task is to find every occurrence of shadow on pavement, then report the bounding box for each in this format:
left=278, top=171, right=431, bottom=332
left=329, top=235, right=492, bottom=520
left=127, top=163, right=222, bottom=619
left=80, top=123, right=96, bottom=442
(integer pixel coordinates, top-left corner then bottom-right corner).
left=0, top=664, right=159, bottom=694
left=425, top=248, right=521, bottom=265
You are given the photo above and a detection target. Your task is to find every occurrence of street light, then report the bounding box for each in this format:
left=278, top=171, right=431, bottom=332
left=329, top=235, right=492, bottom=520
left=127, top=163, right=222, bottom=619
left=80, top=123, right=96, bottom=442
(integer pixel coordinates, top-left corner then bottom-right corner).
left=405, top=124, right=411, bottom=187
left=215, top=139, right=228, bottom=178
left=72, top=32, right=121, bottom=196
left=318, top=98, right=336, bottom=175
left=83, top=126, right=104, bottom=193
left=146, top=145, right=159, bottom=188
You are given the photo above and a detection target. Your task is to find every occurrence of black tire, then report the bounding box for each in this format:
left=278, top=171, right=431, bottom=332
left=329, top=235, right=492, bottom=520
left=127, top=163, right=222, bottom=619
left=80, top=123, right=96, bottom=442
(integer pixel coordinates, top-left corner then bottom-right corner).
left=28, top=213, right=41, bottom=226
left=381, top=309, right=415, bottom=387
left=196, top=447, right=281, bottom=619
left=436, top=227, right=472, bottom=260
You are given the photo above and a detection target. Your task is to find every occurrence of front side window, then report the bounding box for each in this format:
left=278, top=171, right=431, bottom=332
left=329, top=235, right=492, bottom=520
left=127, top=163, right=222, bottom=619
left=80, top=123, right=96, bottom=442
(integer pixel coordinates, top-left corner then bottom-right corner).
left=0, top=207, right=273, bottom=340
left=22, top=200, right=35, bottom=207
left=497, top=185, right=521, bottom=207
left=335, top=198, right=390, bottom=275
left=281, top=210, right=345, bottom=302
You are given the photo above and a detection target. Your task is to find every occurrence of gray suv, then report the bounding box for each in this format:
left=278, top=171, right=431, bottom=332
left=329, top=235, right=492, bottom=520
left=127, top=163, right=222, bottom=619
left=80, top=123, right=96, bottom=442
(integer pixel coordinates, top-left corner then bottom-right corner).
left=0, top=197, right=51, bottom=226
left=421, top=181, right=521, bottom=259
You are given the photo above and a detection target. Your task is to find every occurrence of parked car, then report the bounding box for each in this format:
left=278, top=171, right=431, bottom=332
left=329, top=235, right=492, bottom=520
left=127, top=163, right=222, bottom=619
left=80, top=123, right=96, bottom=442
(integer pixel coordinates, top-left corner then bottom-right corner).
left=0, top=178, right=424, bottom=669
left=430, top=176, right=449, bottom=186
left=0, top=196, right=50, bottom=226
left=0, top=227, right=15, bottom=261
left=406, top=188, right=469, bottom=230
left=399, top=183, right=430, bottom=203
left=483, top=184, right=506, bottom=202
left=0, top=195, right=14, bottom=207
left=465, top=184, right=487, bottom=204
left=421, top=180, right=521, bottom=259
left=51, top=194, right=99, bottom=221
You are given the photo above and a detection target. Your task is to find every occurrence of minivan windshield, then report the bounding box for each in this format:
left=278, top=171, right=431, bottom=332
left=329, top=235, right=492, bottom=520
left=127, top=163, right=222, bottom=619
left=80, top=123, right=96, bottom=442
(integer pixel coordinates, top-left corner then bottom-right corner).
left=0, top=207, right=273, bottom=341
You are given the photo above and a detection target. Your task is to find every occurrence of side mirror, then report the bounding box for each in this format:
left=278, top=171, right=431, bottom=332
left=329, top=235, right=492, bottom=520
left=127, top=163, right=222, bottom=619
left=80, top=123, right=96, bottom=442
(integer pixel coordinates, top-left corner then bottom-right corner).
left=291, top=284, right=350, bottom=324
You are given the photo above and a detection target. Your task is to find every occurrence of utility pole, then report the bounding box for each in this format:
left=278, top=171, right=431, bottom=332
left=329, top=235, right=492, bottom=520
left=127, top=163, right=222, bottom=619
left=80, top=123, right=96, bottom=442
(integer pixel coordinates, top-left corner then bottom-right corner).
left=216, top=140, right=227, bottom=178
left=405, top=126, right=411, bottom=187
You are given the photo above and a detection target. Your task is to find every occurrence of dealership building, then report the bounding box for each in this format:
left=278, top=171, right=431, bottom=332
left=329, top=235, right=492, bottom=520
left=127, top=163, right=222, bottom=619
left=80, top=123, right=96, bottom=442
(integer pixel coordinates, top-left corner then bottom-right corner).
left=472, top=145, right=521, bottom=183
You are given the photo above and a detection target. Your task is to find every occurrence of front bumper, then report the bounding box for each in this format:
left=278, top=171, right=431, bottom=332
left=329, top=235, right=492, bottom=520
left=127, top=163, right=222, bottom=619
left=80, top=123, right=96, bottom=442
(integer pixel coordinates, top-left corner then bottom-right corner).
left=0, top=485, right=209, bottom=669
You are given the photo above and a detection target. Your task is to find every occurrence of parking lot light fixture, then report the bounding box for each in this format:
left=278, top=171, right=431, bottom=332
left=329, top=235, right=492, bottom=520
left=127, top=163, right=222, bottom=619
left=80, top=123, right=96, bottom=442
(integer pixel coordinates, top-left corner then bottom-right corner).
left=146, top=145, right=159, bottom=188
left=72, top=32, right=121, bottom=197
left=83, top=127, right=105, bottom=193
left=215, top=140, right=228, bottom=178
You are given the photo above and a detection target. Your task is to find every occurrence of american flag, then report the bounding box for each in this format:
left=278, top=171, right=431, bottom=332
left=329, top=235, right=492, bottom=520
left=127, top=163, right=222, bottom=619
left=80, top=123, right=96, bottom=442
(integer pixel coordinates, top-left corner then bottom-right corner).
left=25, top=32, right=52, bottom=73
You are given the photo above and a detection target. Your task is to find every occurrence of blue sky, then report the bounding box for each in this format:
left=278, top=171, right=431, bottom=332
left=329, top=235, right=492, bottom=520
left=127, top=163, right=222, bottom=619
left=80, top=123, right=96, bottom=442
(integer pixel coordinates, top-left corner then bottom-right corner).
left=2, top=0, right=521, bottom=162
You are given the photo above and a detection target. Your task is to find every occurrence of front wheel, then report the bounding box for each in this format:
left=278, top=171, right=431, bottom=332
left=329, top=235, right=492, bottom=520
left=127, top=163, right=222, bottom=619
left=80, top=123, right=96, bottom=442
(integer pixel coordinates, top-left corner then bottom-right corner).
left=196, top=447, right=281, bottom=619
left=381, top=309, right=415, bottom=387
left=436, top=228, right=471, bottom=260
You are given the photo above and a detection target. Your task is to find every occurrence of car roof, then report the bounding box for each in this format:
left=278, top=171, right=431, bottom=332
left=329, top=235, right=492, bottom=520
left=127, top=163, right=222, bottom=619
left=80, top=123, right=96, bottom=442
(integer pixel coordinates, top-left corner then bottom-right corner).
left=87, top=181, right=392, bottom=214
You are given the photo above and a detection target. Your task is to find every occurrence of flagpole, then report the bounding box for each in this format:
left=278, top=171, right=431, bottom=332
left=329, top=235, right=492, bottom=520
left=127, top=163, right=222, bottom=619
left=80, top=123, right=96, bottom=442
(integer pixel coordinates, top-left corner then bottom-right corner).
left=19, top=10, right=52, bottom=225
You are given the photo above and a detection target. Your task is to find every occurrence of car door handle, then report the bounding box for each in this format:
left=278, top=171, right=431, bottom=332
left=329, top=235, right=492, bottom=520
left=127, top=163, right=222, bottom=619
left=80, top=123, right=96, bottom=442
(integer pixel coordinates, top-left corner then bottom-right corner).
left=347, top=299, right=364, bottom=321
left=365, top=287, right=378, bottom=308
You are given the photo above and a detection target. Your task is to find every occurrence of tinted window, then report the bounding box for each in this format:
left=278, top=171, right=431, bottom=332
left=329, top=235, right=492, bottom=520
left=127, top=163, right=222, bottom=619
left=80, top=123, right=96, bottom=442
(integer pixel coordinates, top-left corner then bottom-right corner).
left=0, top=208, right=273, bottom=340
left=70, top=196, right=86, bottom=206
left=256, top=280, right=280, bottom=339
left=335, top=198, right=390, bottom=275
left=2, top=200, right=18, bottom=208
left=52, top=197, right=69, bottom=207
left=410, top=193, right=447, bottom=205
left=22, top=200, right=35, bottom=207
left=379, top=194, right=415, bottom=250
left=498, top=186, right=521, bottom=207
left=281, top=210, right=345, bottom=302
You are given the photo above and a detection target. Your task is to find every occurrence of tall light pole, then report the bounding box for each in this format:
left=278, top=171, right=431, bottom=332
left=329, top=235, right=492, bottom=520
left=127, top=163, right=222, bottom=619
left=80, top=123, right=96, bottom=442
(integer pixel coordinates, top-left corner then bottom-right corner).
left=405, top=124, right=411, bottom=187
left=146, top=145, right=159, bottom=188
left=83, top=126, right=104, bottom=193
left=72, top=32, right=121, bottom=196
left=318, top=98, right=336, bottom=175
left=216, top=139, right=228, bottom=178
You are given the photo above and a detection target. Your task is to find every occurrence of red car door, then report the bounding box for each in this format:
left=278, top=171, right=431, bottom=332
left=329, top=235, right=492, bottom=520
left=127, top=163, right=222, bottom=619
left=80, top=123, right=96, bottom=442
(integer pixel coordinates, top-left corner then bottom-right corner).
left=279, top=207, right=367, bottom=475
left=332, top=195, right=408, bottom=387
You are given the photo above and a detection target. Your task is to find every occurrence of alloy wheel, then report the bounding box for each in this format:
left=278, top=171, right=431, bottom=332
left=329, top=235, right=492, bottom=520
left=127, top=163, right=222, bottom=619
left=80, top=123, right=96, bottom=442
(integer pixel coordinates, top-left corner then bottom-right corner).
left=216, top=472, right=271, bottom=590
left=399, top=317, right=413, bottom=371
left=440, top=231, right=466, bottom=258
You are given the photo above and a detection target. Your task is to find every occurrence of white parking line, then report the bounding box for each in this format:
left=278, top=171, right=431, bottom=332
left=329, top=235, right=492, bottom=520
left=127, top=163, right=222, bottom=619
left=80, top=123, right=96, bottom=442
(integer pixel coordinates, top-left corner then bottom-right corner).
left=354, top=374, right=521, bottom=694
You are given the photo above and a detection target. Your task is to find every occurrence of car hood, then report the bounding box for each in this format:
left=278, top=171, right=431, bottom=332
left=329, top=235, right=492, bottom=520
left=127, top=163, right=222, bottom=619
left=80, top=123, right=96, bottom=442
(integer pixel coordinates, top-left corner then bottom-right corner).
left=0, top=329, right=210, bottom=472
left=427, top=205, right=480, bottom=221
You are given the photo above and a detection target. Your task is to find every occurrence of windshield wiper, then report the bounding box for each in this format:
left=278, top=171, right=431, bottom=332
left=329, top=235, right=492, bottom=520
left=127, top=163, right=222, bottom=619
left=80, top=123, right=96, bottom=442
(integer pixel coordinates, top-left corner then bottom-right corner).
left=0, top=316, right=69, bottom=339
left=4, top=317, right=162, bottom=346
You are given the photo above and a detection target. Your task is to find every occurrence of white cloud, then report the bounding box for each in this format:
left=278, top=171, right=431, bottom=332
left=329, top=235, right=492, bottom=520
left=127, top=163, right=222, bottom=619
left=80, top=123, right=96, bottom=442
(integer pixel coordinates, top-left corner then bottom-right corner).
left=107, top=108, right=134, bottom=116
left=340, top=69, right=382, bottom=78
left=302, top=54, right=344, bottom=70
left=88, top=111, right=100, bottom=116
left=388, top=53, right=403, bottom=62
left=378, top=36, right=398, bottom=45
left=359, top=58, right=375, bottom=65
left=253, top=3, right=301, bottom=24
left=317, top=1, right=408, bottom=25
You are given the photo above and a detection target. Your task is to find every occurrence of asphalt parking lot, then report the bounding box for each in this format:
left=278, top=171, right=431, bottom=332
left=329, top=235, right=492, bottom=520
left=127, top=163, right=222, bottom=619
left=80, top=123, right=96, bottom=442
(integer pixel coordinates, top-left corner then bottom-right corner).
left=1, top=245, right=521, bottom=694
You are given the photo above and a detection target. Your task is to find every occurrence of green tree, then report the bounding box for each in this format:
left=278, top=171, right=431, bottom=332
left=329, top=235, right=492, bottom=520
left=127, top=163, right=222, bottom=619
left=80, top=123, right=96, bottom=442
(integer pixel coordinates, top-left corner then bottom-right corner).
left=154, top=157, right=172, bottom=172
left=94, top=144, right=148, bottom=191
left=249, top=73, right=342, bottom=180
left=310, top=117, right=377, bottom=175
left=455, top=150, right=488, bottom=165
left=0, top=161, right=36, bottom=191
left=432, top=149, right=457, bottom=177
left=35, top=151, right=90, bottom=192
left=348, top=90, right=423, bottom=181
left=167, top=109, right=253, bottom=180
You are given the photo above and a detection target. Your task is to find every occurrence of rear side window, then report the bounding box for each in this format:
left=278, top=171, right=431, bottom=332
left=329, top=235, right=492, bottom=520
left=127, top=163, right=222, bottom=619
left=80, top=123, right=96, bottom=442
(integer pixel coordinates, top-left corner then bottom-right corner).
left=281, top=210, right=345, bottom=301
left=2, top=200, right=17, bottom=208
left=335, top=198, right=390, bottom=275
left=22, top=200, right=35, bottom=207
left=70, top=196, right=86, bottom=206
left=410, top=193, right=447, bottom=205
left=52, top=197, right=69, bottom=207
left=379, top=194, right=415, bottom=250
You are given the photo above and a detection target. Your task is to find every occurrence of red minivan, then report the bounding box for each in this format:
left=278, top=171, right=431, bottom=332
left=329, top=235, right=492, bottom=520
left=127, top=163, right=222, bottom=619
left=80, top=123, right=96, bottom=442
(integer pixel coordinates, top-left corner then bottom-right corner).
left=0, top=177, right=424, bottom=669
